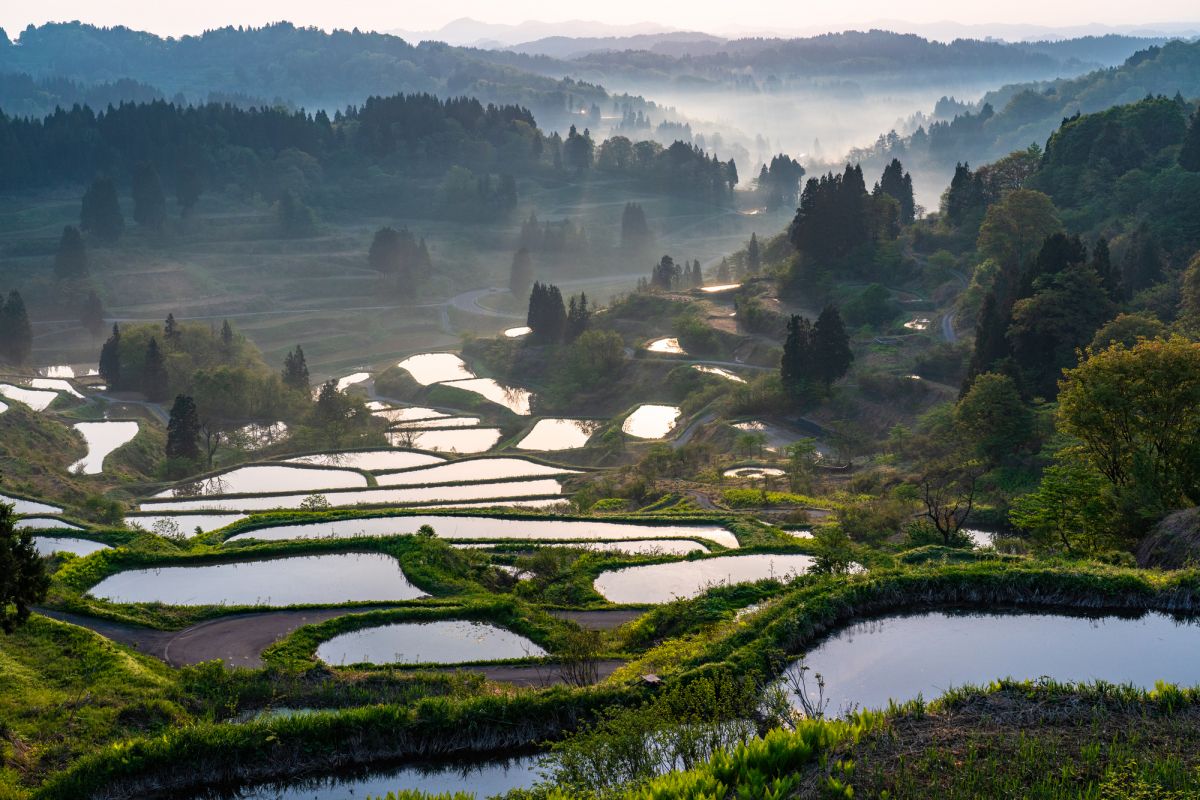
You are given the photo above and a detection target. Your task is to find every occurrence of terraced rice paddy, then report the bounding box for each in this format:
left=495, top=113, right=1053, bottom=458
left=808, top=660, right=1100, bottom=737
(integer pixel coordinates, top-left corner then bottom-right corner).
left=0, top=383, right=59, bottom=411
left=153, top=465, right=366, bottom=497
left=69, top=421, right=139, bottom=474
left=515, top=419, right=601, bottom=450
left=33, top=536, right=111, bottom=557
left=374, top=457, right=578, bottom=486
left=285, top=450, right=445, bottom=471
left=622, top=405, right=681, bottom=439
left=315, top=620, right=546, bottom=665
left=594, top=553, right=814, bottom=603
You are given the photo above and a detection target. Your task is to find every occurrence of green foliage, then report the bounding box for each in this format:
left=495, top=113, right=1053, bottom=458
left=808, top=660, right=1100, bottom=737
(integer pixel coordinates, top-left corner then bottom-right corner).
left=841, top=283, right=898, bottom=328
left=954, top=372, right=1035, bottom=463
left=0, top=503, right=50, bottom=633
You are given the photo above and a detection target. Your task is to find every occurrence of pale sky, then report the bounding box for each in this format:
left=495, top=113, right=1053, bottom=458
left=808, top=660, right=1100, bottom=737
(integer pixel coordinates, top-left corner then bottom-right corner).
left=2, top=0, right=1197, bottom=39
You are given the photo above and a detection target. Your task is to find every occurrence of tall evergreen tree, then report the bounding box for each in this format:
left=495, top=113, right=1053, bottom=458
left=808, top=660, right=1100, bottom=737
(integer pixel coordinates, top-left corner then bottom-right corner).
left=620, top=202, right=653, bottom=251
left=80, top=176, right=124, bottom=243
left=651, top=255, right=678, bottom=291
left=53, top=225, right=88, bottom=279
left=780, top=314, right=814, bottom=396
left=1180, top=109, right=1200, bottom=172
left=811, top=305, right=853, bottom=390
left=526, top=282, right=567, bottom=344
left=509, top=248, right=534, bottom=300
left=220, top=320, right=234, bottom=349
left=141, top=337, right=169, bottom=402
left=1121, top=224, right=1163, bottom=297
left=962, top=290, right=1013, bottom=396
left=282, top=345, right=311, bottom=392
left=165, top=395, right=201, bottom=461
left=878, top=158, right=916, bottom=224
left=80, top=290, right=105, bottom=338
left=131, top=161, right=167, bottom=230
left=746, top=233, right=762, bottom=274
left=98, top=323, right=121, bottom=388
left=716, top=258, right=731, bottom=284
left=163, top=313, right=181, bottom=346
left=0, top=291, right=33, bottom=365
left=0, top=503, right=51, bottom=633
left=565, top=293, right=591, bottom=342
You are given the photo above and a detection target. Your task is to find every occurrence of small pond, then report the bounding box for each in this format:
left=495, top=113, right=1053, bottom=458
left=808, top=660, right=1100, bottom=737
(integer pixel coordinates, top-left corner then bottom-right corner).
left=71, top=421, right=139, bottom=474
left=316, top=620, right=547, bottom=665
left=127, top=514, right=248, bottom=537
left=395, top=428, right=503, bottom=453
left=0, top=383, right=59, bottom=411
left=783, top=610, right=1200, bottom=717
left=33, top=536, right=111, bottom=557
left=15, top=516, right=82, bottom=530
left=285, top=450, right=444, bottom=472
left=144, top=479, right=564, bottom=513
left=622, top=405, right=681, bottom=439
left=595, top=554, right=815, bottom=604
left=646, top=337, right=685, bottom=354
left=88, top=553, right=426, bottom=606
left=153, top=465, right=366, bottom=498
left=441, top=378, right=533, bottom=415
left=397, top=353, right=474, bottom=385
left=373, top=406, right=450, bottom=425
left=30, top=378, right=84, bottom=398
left=516, top=418, right=601, bottom=451
left=334, top=372, right=370, bottom=391
left=204, top=753, right=540, bottom=800
left=0, top=493, right=62, bottom=515
left=226, top=516, right=739, bottom=548
left=504, top=326, right=532, bottom=338
left=723, top=466, right=786, bottom=479
left=375, top=458, right=578, bottom=486
left=693, top=365, right=746, bottom=383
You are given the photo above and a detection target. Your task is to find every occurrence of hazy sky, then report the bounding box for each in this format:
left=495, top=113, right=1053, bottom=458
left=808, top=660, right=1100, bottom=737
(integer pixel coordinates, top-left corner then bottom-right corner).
left=3, top=0, right=1198, bottom=38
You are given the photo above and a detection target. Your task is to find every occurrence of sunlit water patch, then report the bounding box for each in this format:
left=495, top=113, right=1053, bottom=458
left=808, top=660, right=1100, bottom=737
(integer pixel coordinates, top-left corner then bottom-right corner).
left=127, top=514, right=248, bottom=537
left=516, top=419, right=601, bottom=450
left=440, top=378, right=532, bottom=415
left=700, top=283, right=742, bottom=293
left=373, top=406, right=450, bottom=425
left=903, top=317, right=931, bottom=331
left=88, top=553, right=426, bottom=606
left=0, top=493, right=62, bottom=514
left=595, top=554, right=815, bottom=604
left=392, top=416, right=481, bottom=429
left=397, top=353, right=474, bottom=385
left=334, top=372, right=370, bottom=391
left=153, top=465, right=366, bottom=498
left=783, top=610, right=1200, bottom=717
left=30, top=378, right=84, bottom=398
left=646, top=337, right=685, bottom=355
left=392, top=428, right=503, bottom=454
left=622, top=405, right=681, bottom=439
left=227, top=516, right=738, bottom=548
left=723, top=467, right=786, bottom=478
left=34, top=536, right=110, bottom=557
left=15, top=516, right=82, bottom=530
left=504, top=326, right=532, bottom=338
left=143, top=479, right=563, bottom=512
left=0, top=383, right=59, bottom=411
left=285, top=450, right=444, bottom=471
left=692, top=365, right=747, bottom=383
left=70, top=421, right=139, bottom=474
left=316, top=620, right=546, bottom=665
left=375, top=458, right=579, bottom=486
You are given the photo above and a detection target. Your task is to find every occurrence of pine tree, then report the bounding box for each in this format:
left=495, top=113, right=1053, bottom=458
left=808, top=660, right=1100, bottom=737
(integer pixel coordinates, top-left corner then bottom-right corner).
left=651, top=255, right=678, bottom=291
left=962, top=290, right=1013, bottom=395
left=80, top=290, right=105, bottom=338
left=165, top=395, right=201, bottom=461
left=54, top=226, right=88, bottom=280
left=220, top=320, right=234, bottom=350
left=526, top=282, right=567, bottom=344
left=565, top=293, right=590, bottom=342
left=0, top=290, right=33, bottom=365
left=716, top=258, right=731, bottom=284
left=282, top=345, right=311, bottom=392
left=878, top=158, right=915, bottom=225
left=80, top=177, right=124, bottom=243
left=141, top=337, right=169, bottom=402
left=1180, top=109, right=1200, bottom=172
left=747, top=233, right=762, bottom=274
left=811, top=305, right=853, bottom=390
left=132, top=161, right=167, bottom=230
left=780, top=314, right=814, bottom=396
left=1090, top=237, right=1121, bottom=301
left=510, top=248, right=534, bottom=300
left=164, top=313, right=181, bottom=346
left=98, top=323, right=121, bottom=388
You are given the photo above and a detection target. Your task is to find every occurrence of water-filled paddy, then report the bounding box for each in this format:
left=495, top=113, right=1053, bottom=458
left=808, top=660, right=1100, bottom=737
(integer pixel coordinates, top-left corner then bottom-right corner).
left=375, top=458, right=579, bottom=486
left=70, top=421, right=139, bottom=474
left=88, top=553, right=426, bottom=605
left=33, top=536, right=111, bottom=557
left=154, top=465, right=366, bottom=497
left=15, top=516, right=82, bottom=530
left=1, top=493, right=62, bottom=514
left=373, top=406, right=450, bottom=425
left=209, top=753, right=540, bottom=800
left=397, top=353, right=474, bottom=385
left=29, top=378, right=84, bottom=398
left=395, top=428, right=503, bottom=453
left=226, top=516, right=739, bottom=548
left=595, top=554, right=814, bottom=604
left=723, top=466, right=786, bottom=478
left=334, top=372, right=370, bottom=391
left=516, top=418, right=601, bottom=450
left=0, top=399, right=6, bottom=413
left=392, top=416, right=481, bottom=429
left=784, top=610, right=1200, bottom=716
left=646, top=337, right=685, bottom=354
left=441, top=378, right=532, bottom=415
left=315, top=620, right=547, bottom=665
left=0, top=383, right=59, bottom=411
left=285, top=450, right=444, bottom=471
left=504, top=326, right=532, bottom=338
left=693, top=365, right=747, bottom=383
left=580, top=539, right=709, bottom=556
left=622, top=405, right=681, bottom=439
left=127, top=514, right=248, bottom=536
left=143, top=479, right=564, bottom=512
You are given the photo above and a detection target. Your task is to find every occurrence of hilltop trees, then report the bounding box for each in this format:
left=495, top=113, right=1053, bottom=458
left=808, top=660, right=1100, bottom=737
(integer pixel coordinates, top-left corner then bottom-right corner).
left=563, top=125, right=594, bottom=172
left=876, top=158, right=916, bottom=224
left=780, top=305, right=853, bottom=399
left=565, top=294, right=591, bottom=342
left=165, top=395, right=201, bottom=462
left=282, top=346, right=310, bottom=392
left=54, top=225, right=88, bottom=279
left=0, top=502, right=50, bottom=634
left=527, top=282, right=567, bottom=344
left=80, top=177, right=123, bottom=242
left=756, top=154, right=806, bottom=209
left=369, top=226, right=430, bottom=295
left=0, top=291, right=33, bottom=364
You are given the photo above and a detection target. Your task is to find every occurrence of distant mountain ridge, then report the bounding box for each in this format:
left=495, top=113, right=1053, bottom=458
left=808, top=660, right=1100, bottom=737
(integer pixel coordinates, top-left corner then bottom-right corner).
left=387, top=17, right=677, bottom=48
